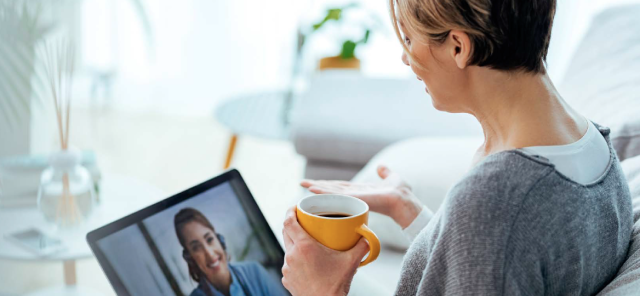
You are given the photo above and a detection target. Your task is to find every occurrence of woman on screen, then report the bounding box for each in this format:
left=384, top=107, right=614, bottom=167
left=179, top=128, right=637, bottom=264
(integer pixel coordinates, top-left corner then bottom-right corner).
left=175, top=208, right=287, bottom=296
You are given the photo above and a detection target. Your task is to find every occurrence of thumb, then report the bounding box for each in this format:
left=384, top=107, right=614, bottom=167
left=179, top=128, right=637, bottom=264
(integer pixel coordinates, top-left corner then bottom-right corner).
left=350, top=237, right=370, bottom=262
left=377, top=165, right=392, bottom=180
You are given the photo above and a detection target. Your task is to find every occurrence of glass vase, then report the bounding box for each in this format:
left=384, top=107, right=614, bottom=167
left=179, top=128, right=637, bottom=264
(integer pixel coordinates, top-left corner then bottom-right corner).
left=37, top=148, right=96, bottom=229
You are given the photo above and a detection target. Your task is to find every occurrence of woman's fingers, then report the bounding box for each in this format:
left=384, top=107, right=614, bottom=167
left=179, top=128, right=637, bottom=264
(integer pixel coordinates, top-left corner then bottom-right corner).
left=300, top=179, right=313, bottom=188
left=283, top=205, right=311, bottom=242
left=301, top=179, right=352, bottom=188
left=377, top=165, right=391, bottom=179
left=377, top=165, right=411, bottom=190
left=349, top=238, right=370, bottom=264
left=306, top=181, right=348, bottom=194
left=377, top=165, right=403, bottom=185
left=301, top=179, right=333, bottom=187
left=308, top=185, right=343, bottom=194
left=283, top=228, right=293, bottom=250
left=307, top=186, right=328, bottom=194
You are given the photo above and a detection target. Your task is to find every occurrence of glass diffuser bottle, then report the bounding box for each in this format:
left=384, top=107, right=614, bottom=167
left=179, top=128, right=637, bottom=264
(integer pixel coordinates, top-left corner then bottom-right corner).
left=38, top=148, right=95, bottom=229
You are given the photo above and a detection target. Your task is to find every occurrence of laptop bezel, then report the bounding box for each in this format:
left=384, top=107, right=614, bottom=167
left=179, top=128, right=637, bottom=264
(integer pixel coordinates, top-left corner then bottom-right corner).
left=86, top=169, right=285, bottom=295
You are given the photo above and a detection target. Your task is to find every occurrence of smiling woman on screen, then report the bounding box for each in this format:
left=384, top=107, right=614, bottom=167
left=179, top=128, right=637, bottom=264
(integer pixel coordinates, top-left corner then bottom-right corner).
left=175, top=208, right=287, bottom=296
left=281, top=0, right=634, bottom=295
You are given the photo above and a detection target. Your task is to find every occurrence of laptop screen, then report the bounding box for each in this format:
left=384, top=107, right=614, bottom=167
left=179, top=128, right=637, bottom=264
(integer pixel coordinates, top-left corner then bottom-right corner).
left=93, top=176, right=288, bottom=296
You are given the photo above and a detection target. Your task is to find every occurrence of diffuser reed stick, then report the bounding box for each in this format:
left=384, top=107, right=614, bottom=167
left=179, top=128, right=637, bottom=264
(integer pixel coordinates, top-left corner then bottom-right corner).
left=41, top=40, right=81, bottom=226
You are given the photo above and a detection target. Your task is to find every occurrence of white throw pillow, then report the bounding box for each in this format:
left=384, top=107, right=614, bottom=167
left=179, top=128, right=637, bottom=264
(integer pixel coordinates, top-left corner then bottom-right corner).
left=351, top=137, right=482, bottom=250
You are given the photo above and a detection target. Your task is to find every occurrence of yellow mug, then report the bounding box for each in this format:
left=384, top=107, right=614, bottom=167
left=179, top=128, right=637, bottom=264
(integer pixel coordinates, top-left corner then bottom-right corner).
left=296, top=194, right=380, bottom=267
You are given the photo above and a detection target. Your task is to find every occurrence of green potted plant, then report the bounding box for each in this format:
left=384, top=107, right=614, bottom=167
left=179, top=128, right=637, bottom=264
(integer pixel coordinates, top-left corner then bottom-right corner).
left=309, top=3, right=380, bottom=71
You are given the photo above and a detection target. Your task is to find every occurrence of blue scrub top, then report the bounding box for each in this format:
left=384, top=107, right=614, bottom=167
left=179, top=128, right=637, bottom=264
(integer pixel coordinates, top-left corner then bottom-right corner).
left=189, top=261, right=288, bottom=296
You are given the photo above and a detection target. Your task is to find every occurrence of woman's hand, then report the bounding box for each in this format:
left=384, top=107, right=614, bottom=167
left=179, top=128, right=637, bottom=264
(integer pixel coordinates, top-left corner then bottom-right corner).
left=281, top=206, right=369, bottom=296
left=301, top=165, right=423, bottom=228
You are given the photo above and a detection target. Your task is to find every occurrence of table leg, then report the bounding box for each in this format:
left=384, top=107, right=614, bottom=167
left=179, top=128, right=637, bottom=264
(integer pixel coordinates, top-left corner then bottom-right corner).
left=63, top=260, right=76, bottom=286
left=224, top=134, right=238, bottom=169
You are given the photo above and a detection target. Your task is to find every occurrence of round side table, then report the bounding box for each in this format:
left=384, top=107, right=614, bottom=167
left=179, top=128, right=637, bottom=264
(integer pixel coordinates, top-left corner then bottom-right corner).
left=215, top=91, right=293, bottom=169
left=0, top=174, right=164, bottom=295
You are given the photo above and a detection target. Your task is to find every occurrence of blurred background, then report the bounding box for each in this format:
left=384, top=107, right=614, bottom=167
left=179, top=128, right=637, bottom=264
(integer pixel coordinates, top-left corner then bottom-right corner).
left=1, top=0, right=639, bottom=295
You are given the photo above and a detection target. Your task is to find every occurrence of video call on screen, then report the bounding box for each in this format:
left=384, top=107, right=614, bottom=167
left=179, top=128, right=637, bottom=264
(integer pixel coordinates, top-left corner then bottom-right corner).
left=97, top=182, right=288, bottom=296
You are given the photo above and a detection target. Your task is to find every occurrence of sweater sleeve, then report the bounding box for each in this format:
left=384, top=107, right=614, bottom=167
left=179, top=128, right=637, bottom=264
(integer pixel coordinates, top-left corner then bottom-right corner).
left=402, top=205, right=433, bottom=242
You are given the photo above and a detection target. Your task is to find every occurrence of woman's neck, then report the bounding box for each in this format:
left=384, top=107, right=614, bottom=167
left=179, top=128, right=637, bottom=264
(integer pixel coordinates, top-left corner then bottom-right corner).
left=466, top=69, right=587, bottom=163
left=208, top=273, right=232, bottom=296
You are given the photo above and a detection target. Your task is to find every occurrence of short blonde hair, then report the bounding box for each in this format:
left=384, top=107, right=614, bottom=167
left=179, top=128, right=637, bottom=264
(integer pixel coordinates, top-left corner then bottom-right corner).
left=390, top=0, right=556, bottom=73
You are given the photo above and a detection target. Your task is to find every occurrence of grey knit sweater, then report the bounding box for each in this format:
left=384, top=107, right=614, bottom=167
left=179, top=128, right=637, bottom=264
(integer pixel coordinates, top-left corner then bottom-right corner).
left=396, top=125, right=633, bottom=295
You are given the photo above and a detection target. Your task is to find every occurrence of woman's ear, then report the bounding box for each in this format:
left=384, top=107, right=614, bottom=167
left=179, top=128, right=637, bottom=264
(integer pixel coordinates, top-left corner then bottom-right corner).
left=448, top=30, right=472, bottom=69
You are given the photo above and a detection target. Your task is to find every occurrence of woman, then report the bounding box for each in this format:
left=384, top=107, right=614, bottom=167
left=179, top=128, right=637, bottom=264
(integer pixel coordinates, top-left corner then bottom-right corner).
left=281, top=0, right=633, bottom=295
left=175, top=208, right=288, bottom=296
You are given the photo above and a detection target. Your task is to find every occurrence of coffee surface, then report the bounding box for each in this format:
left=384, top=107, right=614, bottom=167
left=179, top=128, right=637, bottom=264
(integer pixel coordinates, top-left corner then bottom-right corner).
left=315, top=212, right=351, bottom=218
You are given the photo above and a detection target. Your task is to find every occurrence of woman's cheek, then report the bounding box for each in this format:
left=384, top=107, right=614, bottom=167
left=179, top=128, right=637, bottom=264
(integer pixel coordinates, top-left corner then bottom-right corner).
left=194, top=253, right=207, bottom=267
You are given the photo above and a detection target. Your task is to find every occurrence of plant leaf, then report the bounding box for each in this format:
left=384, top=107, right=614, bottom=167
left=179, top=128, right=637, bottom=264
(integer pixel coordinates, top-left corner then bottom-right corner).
left=327, top=8, right=341, bottom=21
left=312, top=18, right=327, bottom=31
left=312, top=8, right=342, bottom=31
left=340, top=40, right=357, bottom=59
left=0, top=38, right=33, bottom=128
left=0, top=79, right=18, bottom=131
left=0, top=69, right=24, bottom=131
left=361, top=29, right=371, bottom=44
left=0, top=0, right=50, bottom=132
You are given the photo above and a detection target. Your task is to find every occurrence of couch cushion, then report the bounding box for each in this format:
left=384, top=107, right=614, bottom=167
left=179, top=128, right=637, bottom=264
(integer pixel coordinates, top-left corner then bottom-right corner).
left=597, top=155, right=640, bottom=295
left=558, top=4, right=640, bottom=161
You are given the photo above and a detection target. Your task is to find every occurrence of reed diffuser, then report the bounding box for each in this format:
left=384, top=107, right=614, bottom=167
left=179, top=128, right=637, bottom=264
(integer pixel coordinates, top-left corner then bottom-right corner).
left=37, top=40, right=96, bottom=229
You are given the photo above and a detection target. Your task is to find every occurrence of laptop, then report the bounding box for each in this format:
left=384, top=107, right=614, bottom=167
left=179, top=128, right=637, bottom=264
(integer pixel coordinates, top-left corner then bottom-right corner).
left=87, top=169, right=290, bottom=296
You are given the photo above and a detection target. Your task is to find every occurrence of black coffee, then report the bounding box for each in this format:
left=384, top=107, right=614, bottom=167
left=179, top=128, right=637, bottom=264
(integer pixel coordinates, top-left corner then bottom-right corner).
left=316, top=212, right=350, bottom=218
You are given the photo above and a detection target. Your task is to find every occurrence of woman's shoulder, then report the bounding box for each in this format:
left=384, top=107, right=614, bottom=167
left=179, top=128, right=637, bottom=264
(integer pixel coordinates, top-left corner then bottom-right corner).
left=469, top=149, right=555, bottom=180
left=449, top=150, right=555, bottom=209
left=443, top=147, right=629, bottom=231
left=230, top=261, right=268, bottom=277
left=231, top=260, right=263, bottom=269
left=429, top=151, right=559, bottom=250
left=189, top=286, right=207, bottom=296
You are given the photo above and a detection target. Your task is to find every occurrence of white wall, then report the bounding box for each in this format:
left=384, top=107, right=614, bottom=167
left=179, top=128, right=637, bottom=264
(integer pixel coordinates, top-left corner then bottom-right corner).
left=76, top=0, right=640, bottom=116
left=80, top=0, right=306, bottom=116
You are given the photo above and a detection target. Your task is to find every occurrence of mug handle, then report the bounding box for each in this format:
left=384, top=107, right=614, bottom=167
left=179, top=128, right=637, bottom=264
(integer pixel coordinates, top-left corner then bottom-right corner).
left=355, top=224, right=380, bottom=267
